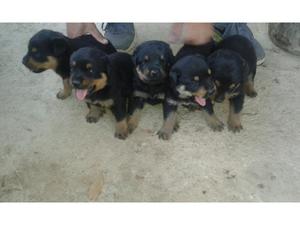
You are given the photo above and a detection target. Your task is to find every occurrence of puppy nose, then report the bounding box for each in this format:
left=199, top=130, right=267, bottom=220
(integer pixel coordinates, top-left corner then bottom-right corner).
left=72, top=79, right=81, bottom=88
left=22, top=56, right=28, bottom=65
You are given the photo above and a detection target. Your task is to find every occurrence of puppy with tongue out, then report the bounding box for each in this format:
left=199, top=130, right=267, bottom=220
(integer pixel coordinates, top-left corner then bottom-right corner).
left=158, top=55, right=218, bottom=140
left=70, top=47, right=135, bottom=140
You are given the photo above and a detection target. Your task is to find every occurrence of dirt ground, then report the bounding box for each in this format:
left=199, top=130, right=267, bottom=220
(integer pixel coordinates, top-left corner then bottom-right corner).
left=0, top=23, right=299, bottom=202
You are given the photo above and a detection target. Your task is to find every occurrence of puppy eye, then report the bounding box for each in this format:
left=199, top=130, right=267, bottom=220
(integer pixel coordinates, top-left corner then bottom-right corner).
left=71, top=61, right=76, bottom=67
left=194, top=76, right=200, bottom=81
left=31, top=48, right=37, bottom=53
left=160, top=55, right=165, bottom=61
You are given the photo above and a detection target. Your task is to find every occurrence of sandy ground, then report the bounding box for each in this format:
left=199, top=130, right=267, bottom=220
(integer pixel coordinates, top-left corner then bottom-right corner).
left=0, top=23, right=299, bottom=202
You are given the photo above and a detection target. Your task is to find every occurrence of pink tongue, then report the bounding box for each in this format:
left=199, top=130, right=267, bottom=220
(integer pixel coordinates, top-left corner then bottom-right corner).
left=195, top=96, right=206, bottom=106
left=75, top=89, right=88, bottom=101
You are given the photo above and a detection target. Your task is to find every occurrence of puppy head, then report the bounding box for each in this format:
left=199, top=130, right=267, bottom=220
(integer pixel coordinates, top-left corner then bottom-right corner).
left=70, top=47, right=108, bottom=101
left=22, top=29, right=70, bottom=73
left=170, top=55, right=215, bottom=106
left=208, top=49, right=246, bottom=102
left=133, top=40, right=174, bottom=85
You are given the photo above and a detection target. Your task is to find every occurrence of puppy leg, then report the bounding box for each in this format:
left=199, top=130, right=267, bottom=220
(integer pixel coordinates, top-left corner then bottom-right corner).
left=127, top=97, right=145, bottom=134
left=228, top=94, right=244, bottom=132
left=57, top=78, right=72, bottom=99
left=113, top=97, right=129, bottom=140
left=115, top=119, right=128, bottom=140
left=157, top=101, right=178, bottom=140
left=244, top=73, right=257, bottom=97
left=86, top=103, right=104, bottom=123
left=203, top=99, right=224, bottom=131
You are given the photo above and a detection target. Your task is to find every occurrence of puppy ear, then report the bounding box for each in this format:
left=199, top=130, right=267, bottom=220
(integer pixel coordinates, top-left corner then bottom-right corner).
left=52, top=37, right=69, bottom=56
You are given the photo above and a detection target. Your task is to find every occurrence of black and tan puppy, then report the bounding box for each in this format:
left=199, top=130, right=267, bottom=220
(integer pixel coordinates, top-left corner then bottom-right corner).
left=207, top=35, right=257, bottom=132
left=128, top=40, right=175, bottom=134
left=22, top=29, right=116, bottom=99
left=158, top=54, right=217, bottom=140
left=70, top=47, right=134, bottom=139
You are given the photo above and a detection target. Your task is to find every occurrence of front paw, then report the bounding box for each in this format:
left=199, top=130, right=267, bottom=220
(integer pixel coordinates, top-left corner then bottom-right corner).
left=157, top=129, right=172, bottom=140
left=228, top=121, right=243, bottom=133
left=114, top=130, right=128, bottom=140
left=128, top=122, right=137, bottom=134
left=209, top=121, right=224, bottom=132
left=127, top=116, right=139, bottom=134
left=56, top=89, right=71, bottom=100
left=247, top=90, right=257, bottom=98
left=206, top=117, right=224, bottom=132
left=115, top=120, right=128, bottom=140
left=86, top=114, right=100, bottom=123
left=173, top=122, right=180, bottom=132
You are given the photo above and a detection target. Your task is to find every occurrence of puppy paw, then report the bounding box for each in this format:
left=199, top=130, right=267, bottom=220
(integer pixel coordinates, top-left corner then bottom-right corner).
left=56, top=89, right=71, bottom=100
left=207, top=118, right=224, bottom=132
left=115, top=120, right=128, bottom=140
left=128, top=122, right=137, bottom=134
left=228, top=121, right=243, bottom=133
left=247, top=90, right=257, bottom=98
left=173, top=123, right=180, bottom=132
left=127, top=111, right=141, bottom=134
left=114, top=130, right=128, bottom=140
left=157, top=129, right=172, bottom=140
left=86, top=114, right=100, bottom=123
left=127, top=117, right=139, bottom=134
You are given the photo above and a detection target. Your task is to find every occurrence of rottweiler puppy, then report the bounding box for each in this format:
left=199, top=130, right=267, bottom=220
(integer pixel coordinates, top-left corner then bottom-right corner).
left=22, top=29, right=116, bottom=99
left=207, top=35, right=257, bottom=132
left=128, top=40, right=175, bottom=134
left=70, top=47, right=134, bottom=140
left=158, top=54, right=217, bottom=140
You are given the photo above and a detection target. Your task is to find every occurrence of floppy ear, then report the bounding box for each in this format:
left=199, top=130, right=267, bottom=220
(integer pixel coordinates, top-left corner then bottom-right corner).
left=52, top=37, right=69, bottom=56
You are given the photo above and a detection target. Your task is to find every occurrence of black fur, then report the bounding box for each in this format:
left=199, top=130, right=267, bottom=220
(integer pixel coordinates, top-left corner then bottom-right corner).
left=22, top=29, right=116, bottom=99
left=157, top=43, right=215, bottom=140
left=129, top=40, right=175, bottom=134
left=206, top=34, right=257, bottom=132
left=70, top=47, right=134, bottom=139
